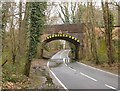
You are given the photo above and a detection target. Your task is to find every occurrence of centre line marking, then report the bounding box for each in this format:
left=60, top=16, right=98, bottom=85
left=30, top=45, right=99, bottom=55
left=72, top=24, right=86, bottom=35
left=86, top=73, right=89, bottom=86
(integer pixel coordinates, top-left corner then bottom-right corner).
left=105, top=84, right=116, bottom=90
left=80, top=72, right=98, bottom=82
left=77, top=62, right=119, bottom=77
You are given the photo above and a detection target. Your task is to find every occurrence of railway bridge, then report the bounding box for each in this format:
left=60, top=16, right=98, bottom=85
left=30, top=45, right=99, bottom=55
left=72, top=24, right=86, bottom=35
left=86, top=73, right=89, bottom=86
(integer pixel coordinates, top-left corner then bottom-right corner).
left=41, top=23, right=86, bottom=60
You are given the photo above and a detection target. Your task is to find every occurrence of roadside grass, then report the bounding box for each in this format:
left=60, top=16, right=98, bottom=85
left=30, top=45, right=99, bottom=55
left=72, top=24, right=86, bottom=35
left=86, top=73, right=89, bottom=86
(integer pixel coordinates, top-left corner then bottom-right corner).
left=81, top=60, right=118, bottom=75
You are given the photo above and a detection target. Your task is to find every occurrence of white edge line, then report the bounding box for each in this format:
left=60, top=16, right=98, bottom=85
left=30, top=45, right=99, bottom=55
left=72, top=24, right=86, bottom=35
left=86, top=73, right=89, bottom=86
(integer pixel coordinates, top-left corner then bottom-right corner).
left=105, top=84, right=116, bottom=90
left=80, top=72, right=98, bottom=82
left=77, top=62, right=119, bottom=77
left=60, top=50, right=65, bottom=59
left=68, top=67, right=76, bottom=72
left=51, top=50, right=63, bottom=59
left=47, top=62, right=68, bottom=90
left=65, top=63, right=68, bottom=66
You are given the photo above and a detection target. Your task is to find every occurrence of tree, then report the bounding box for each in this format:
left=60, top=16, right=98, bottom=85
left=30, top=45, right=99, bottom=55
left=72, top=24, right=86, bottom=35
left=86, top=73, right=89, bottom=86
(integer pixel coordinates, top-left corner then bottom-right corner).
left=24, top=2, right=46, bottom=77
left=0, top=2, right=2, bottom=62
left=101, top=0, right=114, bottom=65
left=9, top=3, right=17, bottom=64
left=75, top=3, right=86, bottom=23
left=58, top=2, right=70, bottom=24
left=18, top=0, right=22, bottom=54
left=81, top=2, right=99, bottom=64
left=89, top=1, right=99, bottom=64
left=2, top=2, right=10, bottom=52
left=45, top=2, right=58, bottom=25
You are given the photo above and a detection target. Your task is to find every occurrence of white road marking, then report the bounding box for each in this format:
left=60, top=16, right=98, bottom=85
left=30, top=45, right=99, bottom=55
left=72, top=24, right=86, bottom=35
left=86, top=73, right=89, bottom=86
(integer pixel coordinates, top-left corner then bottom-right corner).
left=47, top=61, right=49, bottom=68
left=80, top=72, right=98, bottom=82
left=51, top=50, right=63, bottom=59
left=63, top=58, right=65, bottom=63
left=77, top=62, right=119, bottom=77
left=105, top=84, right=116, bottom=90
left=65, top=63, right=68, bottom=66
left=47, top=62, right=68, bottom=90
left=60, top=50, right=66, bottom=59
left=68, top=67, right=76, bottom=72
left=60, top=50, right=70, bottom=65
left=49, top=50, right=118, bottom=90
left=66, top=50, right=70, bottom=58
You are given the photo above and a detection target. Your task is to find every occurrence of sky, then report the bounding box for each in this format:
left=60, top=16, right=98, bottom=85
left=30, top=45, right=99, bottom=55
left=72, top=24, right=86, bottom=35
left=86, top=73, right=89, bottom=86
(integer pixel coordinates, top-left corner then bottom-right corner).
left=3, top=0, right=119, bottom=25
left=7, top=0, right=120, bottom=3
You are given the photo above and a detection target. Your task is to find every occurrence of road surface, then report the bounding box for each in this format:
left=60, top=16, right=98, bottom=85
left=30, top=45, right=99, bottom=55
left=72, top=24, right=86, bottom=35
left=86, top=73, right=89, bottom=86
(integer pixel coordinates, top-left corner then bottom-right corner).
left=47, top=50, right=119, bottom=91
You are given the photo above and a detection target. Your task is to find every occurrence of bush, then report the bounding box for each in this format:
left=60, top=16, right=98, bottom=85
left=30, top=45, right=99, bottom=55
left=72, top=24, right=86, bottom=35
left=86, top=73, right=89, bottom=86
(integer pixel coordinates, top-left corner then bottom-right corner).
left=2, top=51, right=27, bottom=83
left=97, top=39, right=108, bottom=64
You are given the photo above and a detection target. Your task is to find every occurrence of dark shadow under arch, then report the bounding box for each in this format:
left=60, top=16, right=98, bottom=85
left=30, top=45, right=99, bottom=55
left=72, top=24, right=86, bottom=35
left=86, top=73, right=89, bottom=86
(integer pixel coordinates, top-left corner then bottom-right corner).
left=41, top=34, right=80, bottom=60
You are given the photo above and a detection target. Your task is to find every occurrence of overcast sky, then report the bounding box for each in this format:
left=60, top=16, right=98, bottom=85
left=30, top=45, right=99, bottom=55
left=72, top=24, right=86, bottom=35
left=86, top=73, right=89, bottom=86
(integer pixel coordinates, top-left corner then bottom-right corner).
left=10, top=0, right=120, bottom=3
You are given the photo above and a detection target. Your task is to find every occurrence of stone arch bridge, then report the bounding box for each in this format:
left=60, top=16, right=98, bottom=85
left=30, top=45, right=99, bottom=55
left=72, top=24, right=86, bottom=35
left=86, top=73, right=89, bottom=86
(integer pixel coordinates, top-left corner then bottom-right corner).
left=41, top=23, right=86, bottom=60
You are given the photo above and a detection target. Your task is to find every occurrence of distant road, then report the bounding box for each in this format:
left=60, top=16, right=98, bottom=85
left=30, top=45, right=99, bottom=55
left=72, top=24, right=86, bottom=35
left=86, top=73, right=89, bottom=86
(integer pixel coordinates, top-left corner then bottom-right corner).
left=48, top=50, right=119, bottom=91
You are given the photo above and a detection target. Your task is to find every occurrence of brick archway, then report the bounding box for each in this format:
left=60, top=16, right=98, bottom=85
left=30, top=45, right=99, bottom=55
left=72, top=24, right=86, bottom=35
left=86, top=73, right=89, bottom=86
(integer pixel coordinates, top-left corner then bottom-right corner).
left=41, top=33, right=80, bottom=60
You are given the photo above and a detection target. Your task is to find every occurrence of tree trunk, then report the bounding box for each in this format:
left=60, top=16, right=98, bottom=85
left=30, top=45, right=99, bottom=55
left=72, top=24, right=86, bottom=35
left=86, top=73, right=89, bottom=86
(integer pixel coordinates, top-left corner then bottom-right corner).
left=22, top=2, right=29, bottom=54
left=2, top=3, right=10, bottom=52
left=18, top=1, right=22, bottom=54
left=86, top=2, right=99, bottom=64
left=24, top=59, right=32, bottom=77
left=9, top=3, right=16, bottom=64
left=24, top=2, right=46, bottom=77
left=101, top=1, right=114, bottom=65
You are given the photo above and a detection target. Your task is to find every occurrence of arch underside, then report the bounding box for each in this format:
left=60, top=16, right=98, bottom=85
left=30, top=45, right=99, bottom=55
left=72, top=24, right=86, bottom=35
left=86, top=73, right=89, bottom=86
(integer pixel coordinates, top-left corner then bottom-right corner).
left=43, top=36, right=80, bottom=46
left=41, top=34, right=80, bottom=60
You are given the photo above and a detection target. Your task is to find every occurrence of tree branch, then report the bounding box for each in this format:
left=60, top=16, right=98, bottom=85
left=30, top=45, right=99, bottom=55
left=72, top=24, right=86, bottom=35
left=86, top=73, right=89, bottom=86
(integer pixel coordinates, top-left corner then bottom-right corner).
left=6, top=12, right=25, bottom=18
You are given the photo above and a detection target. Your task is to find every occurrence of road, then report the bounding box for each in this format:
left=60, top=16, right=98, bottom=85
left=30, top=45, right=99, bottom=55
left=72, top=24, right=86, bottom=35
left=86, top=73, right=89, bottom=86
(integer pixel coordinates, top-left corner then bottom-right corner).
left=47, top=50, right=119, bottom=91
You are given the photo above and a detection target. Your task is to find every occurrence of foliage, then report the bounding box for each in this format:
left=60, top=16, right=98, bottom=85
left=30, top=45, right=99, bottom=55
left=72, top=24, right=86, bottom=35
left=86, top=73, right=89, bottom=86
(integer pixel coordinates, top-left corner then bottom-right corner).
left=109, top=11, right=115, bottom=31
left=24, top=2, right=47, bottom=77
left=76, top=4, right=86, bottom=23
left=28, top=2, right=47, bottom=59
left=2, top=51, right=27, bottom=83
left=97, top=39, right=108, bottom=64
left=102, top=1, right=115, bottom=65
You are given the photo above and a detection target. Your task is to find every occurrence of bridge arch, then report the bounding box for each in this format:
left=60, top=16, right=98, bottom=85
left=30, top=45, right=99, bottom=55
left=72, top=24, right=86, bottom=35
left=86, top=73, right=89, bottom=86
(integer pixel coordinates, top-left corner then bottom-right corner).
left=41, top=33, right=80, bottom=60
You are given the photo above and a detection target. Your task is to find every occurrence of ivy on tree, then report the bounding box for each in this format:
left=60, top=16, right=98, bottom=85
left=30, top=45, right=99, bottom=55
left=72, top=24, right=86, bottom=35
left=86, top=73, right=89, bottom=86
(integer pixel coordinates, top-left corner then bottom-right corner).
left=24, top=2, right=46, bottom=77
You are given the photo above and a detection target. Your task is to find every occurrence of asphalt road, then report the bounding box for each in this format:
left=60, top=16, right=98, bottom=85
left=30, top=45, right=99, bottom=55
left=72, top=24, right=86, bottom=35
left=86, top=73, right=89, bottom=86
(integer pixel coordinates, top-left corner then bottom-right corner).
left=48, top=50, right=119, bottom=90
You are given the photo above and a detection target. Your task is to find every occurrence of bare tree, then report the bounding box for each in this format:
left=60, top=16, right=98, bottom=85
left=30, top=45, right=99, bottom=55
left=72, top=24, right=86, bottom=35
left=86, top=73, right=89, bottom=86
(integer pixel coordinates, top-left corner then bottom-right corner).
left=9, top=3, right=17, bottom=64
left=2, top=2, right=11, bottom=52
left=45, top=2, right=58, bottom=25
left=83, top=1, right=99, bottom=64
left=89, top=1, right=99, bottom=64
left=18, top=0, right=22, bottom=54
left=58, top=2, right=70, bottom=24
left=101, top=0, right=114, bottom=65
